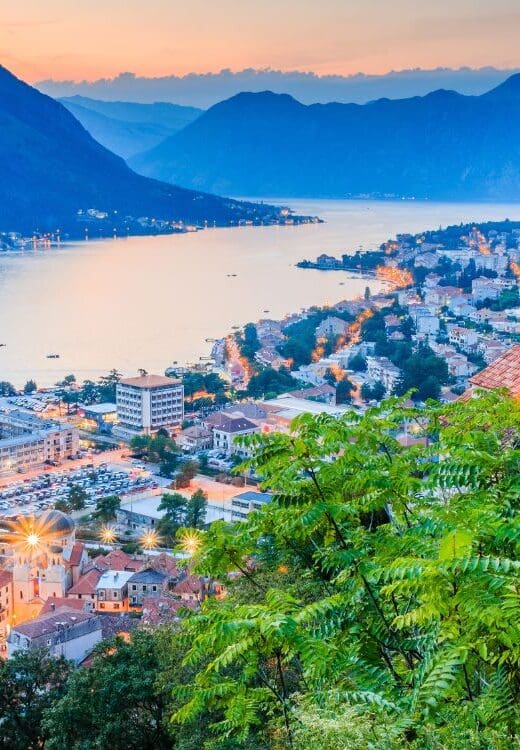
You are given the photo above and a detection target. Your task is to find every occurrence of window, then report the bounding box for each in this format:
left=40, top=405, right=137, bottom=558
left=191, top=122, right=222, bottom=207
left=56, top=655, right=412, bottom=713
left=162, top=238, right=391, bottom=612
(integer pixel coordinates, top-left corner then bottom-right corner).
left=152, top=585, right=157, bottom=592
left=113, top=603, right=120, bottom=610
left=132, top=584, right=137, bottom=591
left=99, top=602, right=105, bottom=609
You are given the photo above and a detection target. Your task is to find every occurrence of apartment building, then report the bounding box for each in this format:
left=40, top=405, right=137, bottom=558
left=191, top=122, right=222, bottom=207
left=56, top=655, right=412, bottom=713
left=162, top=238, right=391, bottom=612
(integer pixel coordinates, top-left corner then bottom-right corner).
left=0, top=410, right=79, bottom=477
left=116, top=374, right=184, bottom=435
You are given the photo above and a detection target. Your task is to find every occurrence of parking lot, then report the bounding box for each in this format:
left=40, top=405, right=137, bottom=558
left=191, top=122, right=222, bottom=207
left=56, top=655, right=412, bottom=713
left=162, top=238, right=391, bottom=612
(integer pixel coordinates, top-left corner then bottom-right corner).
left=0, top=462, right=159, bottom=518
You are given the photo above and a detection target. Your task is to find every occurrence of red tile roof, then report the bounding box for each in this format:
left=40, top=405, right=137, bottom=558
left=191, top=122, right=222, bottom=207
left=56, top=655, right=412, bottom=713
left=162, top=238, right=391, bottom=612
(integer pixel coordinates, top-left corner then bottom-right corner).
left=141, top=596, right=198, bottom=626
left=469, top=345, right=520, bottom=395
left=173, top=575, right=204, bottom=596
left=67, top=568, right=102, bottom=596
left=102, top=549, right=143, bottom=571
left=68, top=541, right=86, bottom=567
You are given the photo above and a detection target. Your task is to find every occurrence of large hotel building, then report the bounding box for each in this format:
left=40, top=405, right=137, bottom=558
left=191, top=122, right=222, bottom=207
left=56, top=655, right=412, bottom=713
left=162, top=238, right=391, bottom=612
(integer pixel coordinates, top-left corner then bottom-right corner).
left=116, top=374, right=184, bottom=435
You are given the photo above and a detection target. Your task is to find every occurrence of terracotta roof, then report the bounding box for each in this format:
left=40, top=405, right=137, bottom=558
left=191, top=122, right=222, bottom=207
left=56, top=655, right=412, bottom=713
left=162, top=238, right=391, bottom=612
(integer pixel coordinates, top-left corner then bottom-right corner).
left=68, top=541, right=86, bottom=567
left=173, top=575, right=204, bottom=596
left=149, top=552, right=182, bottom=579
left=67, top=568, right=102, bottom=596
left=0, top=570, right=13, bottom=588
left=469, top=345, right=520, bottom=395
left=102, top=549, right=143, bottom=572
left=41, top=597, right=87, bottom=614
left=141, top=596, right=198, bottom=626
left=119, top=374, right=180, bottom=388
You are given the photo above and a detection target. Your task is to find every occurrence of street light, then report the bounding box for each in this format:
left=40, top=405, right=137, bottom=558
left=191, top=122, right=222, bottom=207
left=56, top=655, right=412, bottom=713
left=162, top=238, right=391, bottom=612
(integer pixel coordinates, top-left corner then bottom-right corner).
left=140, top=529, right=160, bottom=551
left=100, top=526, right=116, bottom=544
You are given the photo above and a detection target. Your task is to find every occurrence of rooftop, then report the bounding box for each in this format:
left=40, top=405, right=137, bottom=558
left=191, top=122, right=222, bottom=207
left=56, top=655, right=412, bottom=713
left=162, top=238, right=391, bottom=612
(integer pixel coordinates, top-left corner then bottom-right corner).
left=96, top=569, right=134, bottom=590
left=469, top=345, right=520, bottom=395
left=127, top=568, right=168, bottom=585
left=119, top=374, right=181, bottom=389
left=12, top=609, right=97, bottom=639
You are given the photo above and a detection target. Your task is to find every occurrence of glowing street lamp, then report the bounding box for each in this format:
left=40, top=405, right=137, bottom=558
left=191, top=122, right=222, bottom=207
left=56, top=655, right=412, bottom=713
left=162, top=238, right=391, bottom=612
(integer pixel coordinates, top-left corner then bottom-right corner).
left=100, top=526, right=116, bottom=544
left=179, top=530, right=202, bottom=556
left=140, top=529, right=160, bottom=551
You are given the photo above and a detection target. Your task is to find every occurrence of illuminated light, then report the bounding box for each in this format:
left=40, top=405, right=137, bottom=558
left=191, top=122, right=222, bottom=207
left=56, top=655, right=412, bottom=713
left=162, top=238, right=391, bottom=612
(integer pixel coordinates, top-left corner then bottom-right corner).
left=140, top=529, right=161, bottom=550
left=26, top=533, right=40, bottom=547
left=511, top=261, right=520, bottom=280
left=375, top=266, right=414, bottom=289
left=100, top=526, right=117, bottom=544
left=179, top=530, right=203, bottom=556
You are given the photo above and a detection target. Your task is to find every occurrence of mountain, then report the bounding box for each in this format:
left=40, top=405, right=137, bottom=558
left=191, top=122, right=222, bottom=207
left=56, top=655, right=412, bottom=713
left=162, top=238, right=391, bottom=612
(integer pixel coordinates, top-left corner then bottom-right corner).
left=58, top=96, right=201, bottom=159
left=36, top=66, right=519, bottom=109
left=130, top=75, right=520, bottom=201
left=0, top=66, right=285, bottom=236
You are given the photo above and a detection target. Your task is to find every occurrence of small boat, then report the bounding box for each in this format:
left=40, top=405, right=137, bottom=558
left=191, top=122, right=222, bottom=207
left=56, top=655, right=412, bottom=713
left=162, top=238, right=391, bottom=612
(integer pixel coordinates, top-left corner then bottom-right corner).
left=0, top=343, right=5, bottom=347
left=263, top=310, right=270, bottom=313
left=46, top=354, right=60, bottom=359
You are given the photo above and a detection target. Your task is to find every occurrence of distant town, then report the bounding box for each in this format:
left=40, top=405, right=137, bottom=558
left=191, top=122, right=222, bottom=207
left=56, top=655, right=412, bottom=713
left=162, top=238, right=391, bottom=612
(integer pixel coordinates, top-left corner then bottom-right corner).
left=2, top=217, right=520, bottom=670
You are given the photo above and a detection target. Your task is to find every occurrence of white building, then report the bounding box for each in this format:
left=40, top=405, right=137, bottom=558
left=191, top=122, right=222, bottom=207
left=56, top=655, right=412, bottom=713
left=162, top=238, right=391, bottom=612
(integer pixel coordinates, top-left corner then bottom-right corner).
left=366, top=356, right=401, bottom=393
left=116, top=374, right=184, bottom=435
left=212, top=416, right=259, bottom=456
left=0, top=411, right=79, bottom=477
left=95, top=570, right=134, bottom=612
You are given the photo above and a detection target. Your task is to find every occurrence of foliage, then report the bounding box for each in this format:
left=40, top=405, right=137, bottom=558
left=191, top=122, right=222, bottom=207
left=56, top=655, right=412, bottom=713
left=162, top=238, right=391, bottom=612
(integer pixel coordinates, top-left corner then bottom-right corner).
left=361, top=379, right=386, bottom=401
left=237, top=323, right=261, bottom=362
left=176, top=460, right=199, bottom=489
left=0, top=381, right=16, bottom=396
left=175, top=392, right=520, bottom=748
left=95, top=494, right=121, bottom=522
left=185, top=489, right=208, bottom=529
left=0, top=649, right=71, bottom=750
left=245, top=367, right=299, bottom=399
left=131, top=433, right=180, bottom=476
left=67, top=484, right=88, bottom=511
left=43, top=630, right=201, bottom=750
left=348, top=353, right=367, bottom=372
left=23, top=379, right=37, bottom=394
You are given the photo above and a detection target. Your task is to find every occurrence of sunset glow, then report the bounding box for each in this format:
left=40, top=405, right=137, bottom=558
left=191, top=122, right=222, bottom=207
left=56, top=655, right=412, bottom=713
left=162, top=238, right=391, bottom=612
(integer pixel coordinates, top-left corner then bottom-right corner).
left=3, top=1, right=519, bottom=83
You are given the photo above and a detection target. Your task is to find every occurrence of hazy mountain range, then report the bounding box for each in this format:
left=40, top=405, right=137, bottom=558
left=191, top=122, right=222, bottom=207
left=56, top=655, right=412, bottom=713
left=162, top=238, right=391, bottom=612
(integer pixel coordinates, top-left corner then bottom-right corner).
left=130, top=74, right=520, bottom=202
left=37, top=67, right=519, bottom=108
left=0, top=66, right=283, bottom=236
left=59, top=96, right=201, bottom=159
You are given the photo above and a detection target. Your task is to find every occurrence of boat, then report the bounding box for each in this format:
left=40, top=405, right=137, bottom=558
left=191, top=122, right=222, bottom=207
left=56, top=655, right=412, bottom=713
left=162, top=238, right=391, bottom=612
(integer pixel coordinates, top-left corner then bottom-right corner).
left=263, top=310, right=270, bottom=313
left=46, top=354, right=60, bottom=359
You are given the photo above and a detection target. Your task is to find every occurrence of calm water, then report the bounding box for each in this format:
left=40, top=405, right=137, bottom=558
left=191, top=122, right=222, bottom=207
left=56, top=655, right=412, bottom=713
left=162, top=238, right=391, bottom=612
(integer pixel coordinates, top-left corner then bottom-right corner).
left=1, top=199, right=519, bottom=388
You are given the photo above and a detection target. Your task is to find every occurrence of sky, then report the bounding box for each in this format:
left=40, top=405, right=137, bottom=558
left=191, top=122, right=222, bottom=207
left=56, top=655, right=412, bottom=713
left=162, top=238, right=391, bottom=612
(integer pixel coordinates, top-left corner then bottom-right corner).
left=2, top=0, right=520, bottom=83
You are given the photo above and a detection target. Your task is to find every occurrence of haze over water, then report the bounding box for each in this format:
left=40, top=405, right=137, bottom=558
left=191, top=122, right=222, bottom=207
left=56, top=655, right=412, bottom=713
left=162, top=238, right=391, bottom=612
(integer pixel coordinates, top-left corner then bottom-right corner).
left=1, top=198, right=519, bottom=388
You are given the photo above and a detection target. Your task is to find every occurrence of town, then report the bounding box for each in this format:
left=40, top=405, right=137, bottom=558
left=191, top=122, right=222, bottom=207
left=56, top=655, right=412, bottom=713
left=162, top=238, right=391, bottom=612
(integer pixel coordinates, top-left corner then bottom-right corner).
left=1, top=218, right=520, bottom=747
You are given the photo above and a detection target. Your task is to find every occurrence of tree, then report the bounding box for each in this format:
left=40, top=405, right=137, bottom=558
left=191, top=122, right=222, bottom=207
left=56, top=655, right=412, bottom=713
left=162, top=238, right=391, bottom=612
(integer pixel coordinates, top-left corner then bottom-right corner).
left=67, top=484, right=88, bottom=511
left=54, top=498, right=70, bottom=512
left=175, top=460, right=198, bottom=489
left=43, top=631, right=184, bottom=750
left=335, top=376, right=354, bottom=404
left=158, top=492, right=188, bottom=527
left=0, top=381, right=16, bottom=396
left=361, top=380, right=386, bottom=401
left=23, top=379, right=37, bottom=394
left=347, top=353, right=367, bottom=372
left=185, top=489, right=207, bottom=529
left=0, top=649, right=71, bottom=750
left=95, top=494, right=120, bottom=522
left=175, top=393, right=520, bottom=748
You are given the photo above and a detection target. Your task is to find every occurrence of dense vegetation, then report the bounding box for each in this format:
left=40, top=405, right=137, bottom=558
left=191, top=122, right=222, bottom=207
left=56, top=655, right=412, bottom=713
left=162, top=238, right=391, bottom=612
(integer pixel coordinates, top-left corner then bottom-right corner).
left=2, top=393, right=519, bottom=748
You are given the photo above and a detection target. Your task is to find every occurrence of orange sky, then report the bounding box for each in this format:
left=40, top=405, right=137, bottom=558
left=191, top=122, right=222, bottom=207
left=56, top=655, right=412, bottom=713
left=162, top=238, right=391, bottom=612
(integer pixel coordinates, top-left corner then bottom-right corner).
left=2, top=0, right=519, bottom=82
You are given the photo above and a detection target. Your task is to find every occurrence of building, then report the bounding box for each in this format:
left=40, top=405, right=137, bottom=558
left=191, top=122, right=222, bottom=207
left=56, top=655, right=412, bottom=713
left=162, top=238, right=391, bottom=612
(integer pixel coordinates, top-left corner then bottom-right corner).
left=0, top=570, right=13, bottom=645
left=177, top=425, right=213, bottom=452
left=447, top=325, right=479, bottom=352
left=366, top=356, right=401, bottom=393
left=116, top=374, right=184, bottom=435
left=315, top=316, right=347, bottom=339
left=7, top=608, right=102, bottom=664
left=0, top=410, right=79, bottom=477
left=230, top=491, right=273, bottom=521
left=77, top=402, right=117, bottom=433
left=95, top=570, right=134, bottom=612
left=127, top=568, right=168, bottom=608
left=212, top=416, right=259, bottom=456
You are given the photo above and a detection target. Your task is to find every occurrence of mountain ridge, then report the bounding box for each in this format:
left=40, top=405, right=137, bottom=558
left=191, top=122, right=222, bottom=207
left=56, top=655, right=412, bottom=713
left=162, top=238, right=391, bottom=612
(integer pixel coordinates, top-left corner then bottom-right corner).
left=130, top=76, right=520, bottom=201
left=0, top=66, right=285, bottom=236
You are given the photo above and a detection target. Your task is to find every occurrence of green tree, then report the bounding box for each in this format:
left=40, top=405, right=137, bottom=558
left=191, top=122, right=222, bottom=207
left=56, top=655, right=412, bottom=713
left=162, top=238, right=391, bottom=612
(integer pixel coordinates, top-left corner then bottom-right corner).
left=185, top=489, right=207, bottom=529
left=43, top=631, right=188, bottom=750
left=23, top=379, right=37, bottom=394
left=158, top=492, right=188, bottom=526
left=67, top=484, right=88, bottom=511
left=175, top=393, right=520, bottom=748
left=95, top=494, right=120, bottom=522
left=175, top=460, right=198, bottom=489
left=0, top=381, right=16, bottom=396
left=347, top=353, right=367, bottom=371
left=0, top=649, right=71, bottom=750
left=335, top=376, right=354, bottom=404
